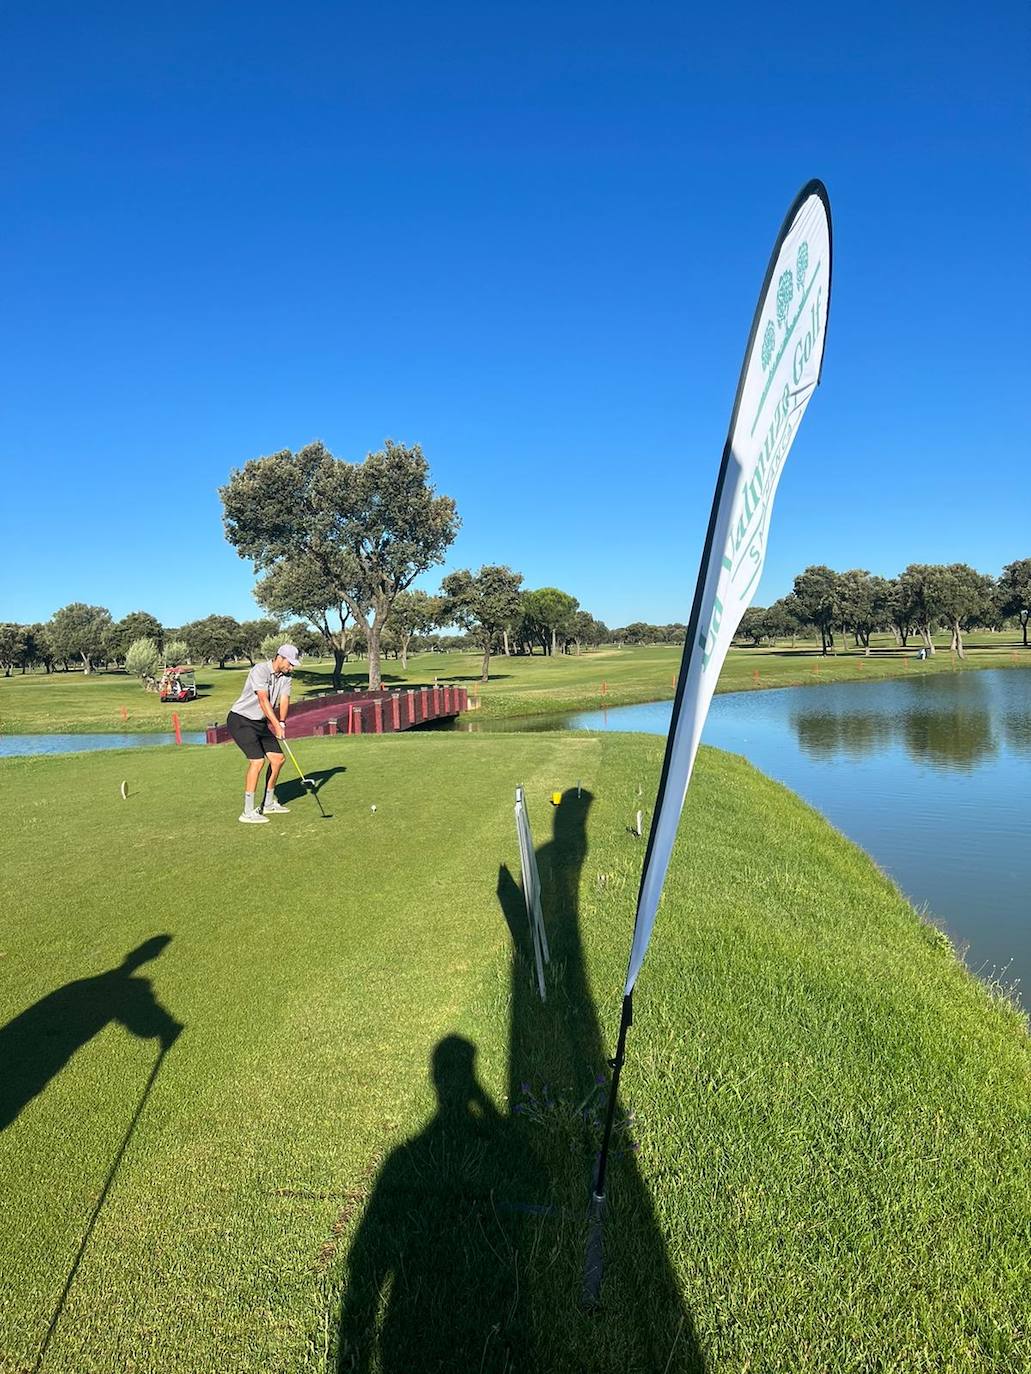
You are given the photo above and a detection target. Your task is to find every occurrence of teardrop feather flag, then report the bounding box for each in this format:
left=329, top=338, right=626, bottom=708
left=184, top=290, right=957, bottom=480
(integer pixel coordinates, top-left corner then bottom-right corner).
left=626, top=179, right=833, bottom=994
left=585, top=179, right=834, bottom=1309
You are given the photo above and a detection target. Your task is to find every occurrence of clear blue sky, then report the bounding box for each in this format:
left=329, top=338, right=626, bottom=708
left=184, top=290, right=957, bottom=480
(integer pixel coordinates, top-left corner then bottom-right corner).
left=3, top=1, right=1028, bottom=629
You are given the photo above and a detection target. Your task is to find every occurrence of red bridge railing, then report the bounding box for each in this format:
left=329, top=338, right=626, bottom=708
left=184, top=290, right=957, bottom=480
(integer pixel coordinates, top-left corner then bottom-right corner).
left=205, top=686, right=467, bottom=745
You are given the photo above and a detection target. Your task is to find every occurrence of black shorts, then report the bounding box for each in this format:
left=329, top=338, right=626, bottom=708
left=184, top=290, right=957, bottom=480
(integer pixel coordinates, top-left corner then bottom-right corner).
left=227, top=711, right=283, bottom=761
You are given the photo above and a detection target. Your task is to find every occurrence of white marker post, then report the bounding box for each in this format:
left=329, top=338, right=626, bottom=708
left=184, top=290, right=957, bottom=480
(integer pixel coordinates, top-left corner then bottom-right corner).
left=515, top=786, right=549, bottom=999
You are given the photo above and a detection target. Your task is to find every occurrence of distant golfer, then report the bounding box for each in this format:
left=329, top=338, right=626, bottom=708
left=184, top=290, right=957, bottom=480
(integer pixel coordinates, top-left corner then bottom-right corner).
left=227, top=643, right=301, bottom=824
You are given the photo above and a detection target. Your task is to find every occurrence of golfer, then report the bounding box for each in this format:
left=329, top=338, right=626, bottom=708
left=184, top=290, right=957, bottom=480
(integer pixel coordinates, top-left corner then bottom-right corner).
left=227, top=644, right=301, bottom=823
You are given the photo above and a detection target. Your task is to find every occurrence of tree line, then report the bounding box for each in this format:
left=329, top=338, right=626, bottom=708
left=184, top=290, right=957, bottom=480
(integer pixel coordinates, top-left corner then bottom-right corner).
left=0, top=584, right=608, bottom=687
left=0, top=437, right=609, bottom=687
left=4, top=556, right=1027, bottom=686
left=0, top=609, right=303, bottom=678
left=5, top=431, right=1027, bottom=685
left=739, top=561, right=1031, bottom=657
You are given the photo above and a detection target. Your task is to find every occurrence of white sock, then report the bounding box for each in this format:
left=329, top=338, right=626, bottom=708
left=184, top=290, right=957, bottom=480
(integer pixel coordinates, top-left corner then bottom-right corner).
left=244, top=791, right=256, bottom=814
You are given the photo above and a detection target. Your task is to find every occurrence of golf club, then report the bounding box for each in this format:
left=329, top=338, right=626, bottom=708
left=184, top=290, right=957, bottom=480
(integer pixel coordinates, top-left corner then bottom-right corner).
left=280, top=735, right=331, bottom=819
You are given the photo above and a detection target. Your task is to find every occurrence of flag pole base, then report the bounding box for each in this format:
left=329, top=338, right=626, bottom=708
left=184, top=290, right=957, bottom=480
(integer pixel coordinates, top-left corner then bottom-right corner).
left=582, top=1190, right=606, bottom=1308
left=581, top=992, right=633, bottom=1309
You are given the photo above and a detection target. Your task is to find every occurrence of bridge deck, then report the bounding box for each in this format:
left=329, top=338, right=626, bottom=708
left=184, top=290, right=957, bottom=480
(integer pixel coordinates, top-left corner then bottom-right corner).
left=204, top=685, right=467, bottom=744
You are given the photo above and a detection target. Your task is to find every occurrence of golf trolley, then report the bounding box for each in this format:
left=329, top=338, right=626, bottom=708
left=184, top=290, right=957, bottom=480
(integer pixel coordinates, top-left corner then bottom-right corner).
left=159, top=667, right=197, bottom=703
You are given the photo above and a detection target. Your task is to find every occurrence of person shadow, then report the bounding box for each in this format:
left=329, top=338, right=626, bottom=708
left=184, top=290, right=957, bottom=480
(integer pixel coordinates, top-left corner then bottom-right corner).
left=336, top=1035, right=544, bottom=1371
left=336, top=790, right=705, bottom=1372
left=0, top=935, right=183, bottom=1132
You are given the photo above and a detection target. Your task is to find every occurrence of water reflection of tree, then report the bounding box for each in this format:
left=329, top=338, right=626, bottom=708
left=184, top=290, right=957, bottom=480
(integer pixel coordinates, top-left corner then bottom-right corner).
left=337, top=790, right=704, bottom=1372
left=901, top=709, right=996, bottom=769
left=895, top=673, right=997, bottom=770
left=1003, top=709, right=1031, bottom=758
left=792, top=710, right=896, bottom=760
left=792, top=674, right=1001, bottom=771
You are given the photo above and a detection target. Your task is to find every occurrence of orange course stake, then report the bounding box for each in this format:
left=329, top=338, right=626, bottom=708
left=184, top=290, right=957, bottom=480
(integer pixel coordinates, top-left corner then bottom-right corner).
left=172, top=712, right=182, bottom=746
left=120, top=705, right=128, bottom=722
left=601, top=681, right=607, bottom=696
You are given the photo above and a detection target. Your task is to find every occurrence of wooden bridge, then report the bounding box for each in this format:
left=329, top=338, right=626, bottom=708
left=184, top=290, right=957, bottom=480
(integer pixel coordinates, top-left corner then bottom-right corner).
left=204, top=685, right=467, bottom=745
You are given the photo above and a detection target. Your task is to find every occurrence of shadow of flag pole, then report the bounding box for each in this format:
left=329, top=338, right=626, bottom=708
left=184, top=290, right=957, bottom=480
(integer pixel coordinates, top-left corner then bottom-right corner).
left=581, top=179, right=832, bottom=1308
left=33, top=1045, right=171, bottom=1372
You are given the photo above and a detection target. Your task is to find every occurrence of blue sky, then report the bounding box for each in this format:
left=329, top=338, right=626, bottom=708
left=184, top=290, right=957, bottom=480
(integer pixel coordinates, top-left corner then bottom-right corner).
left=2, top=1, right=1028, bottom=629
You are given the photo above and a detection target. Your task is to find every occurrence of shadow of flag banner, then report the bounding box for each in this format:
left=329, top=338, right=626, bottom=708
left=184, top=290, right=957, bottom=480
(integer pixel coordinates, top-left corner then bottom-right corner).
left=584, top=179, right=833, bottom=1305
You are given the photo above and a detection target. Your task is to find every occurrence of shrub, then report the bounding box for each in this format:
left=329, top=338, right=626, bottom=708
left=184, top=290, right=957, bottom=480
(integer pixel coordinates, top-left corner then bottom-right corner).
left=124, top=637, right=162, bottom=690
left=164, top=639, right=189, bottom=666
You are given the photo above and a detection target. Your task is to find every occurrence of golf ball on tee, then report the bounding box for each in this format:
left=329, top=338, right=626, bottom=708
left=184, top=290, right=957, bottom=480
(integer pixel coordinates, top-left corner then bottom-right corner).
left=370, top=804, right=377, bottom=812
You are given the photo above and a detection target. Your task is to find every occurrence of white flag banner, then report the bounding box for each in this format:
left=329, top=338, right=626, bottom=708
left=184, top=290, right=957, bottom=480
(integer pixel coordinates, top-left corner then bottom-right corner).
left=624, top=180, right=832, bottom=995
left=515, top=786, right=549, bottom=999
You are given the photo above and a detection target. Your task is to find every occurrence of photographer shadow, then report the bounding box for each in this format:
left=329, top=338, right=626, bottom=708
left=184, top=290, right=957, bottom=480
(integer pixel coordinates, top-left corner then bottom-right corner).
left=499, top=790, right=705, bottom=1370
left=336, top=790, right=704, bottom=1371
left=336, top=1036, right=543, bottom=1371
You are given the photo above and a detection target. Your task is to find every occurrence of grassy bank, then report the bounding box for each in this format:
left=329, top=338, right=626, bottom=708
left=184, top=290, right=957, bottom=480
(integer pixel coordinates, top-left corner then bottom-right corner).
left=1, top=732, right=1028, bottom=1371
left=1, top=633, right=1028, bottom=734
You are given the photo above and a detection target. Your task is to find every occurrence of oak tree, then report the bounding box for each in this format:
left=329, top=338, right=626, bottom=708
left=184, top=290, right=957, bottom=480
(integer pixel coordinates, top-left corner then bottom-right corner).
left=221, top=440, right=458, bottom=689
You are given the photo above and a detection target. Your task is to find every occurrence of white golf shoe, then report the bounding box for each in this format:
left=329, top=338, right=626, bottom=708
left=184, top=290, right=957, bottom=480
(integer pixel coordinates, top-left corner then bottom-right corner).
left=261, top=799, right=291, bottom=814
left=239, top=811, right=270, bottom=824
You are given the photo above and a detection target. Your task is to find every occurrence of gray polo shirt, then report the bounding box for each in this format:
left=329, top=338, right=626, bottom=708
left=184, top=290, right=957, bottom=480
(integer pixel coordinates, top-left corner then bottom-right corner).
left=229, top=661, right=293, bottom=721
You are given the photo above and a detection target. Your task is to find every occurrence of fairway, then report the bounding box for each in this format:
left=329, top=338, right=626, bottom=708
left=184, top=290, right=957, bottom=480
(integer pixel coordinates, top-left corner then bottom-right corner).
left=2, top=733, right=1029, bottom=1372
left=1, top=635, right=1028, bottom=737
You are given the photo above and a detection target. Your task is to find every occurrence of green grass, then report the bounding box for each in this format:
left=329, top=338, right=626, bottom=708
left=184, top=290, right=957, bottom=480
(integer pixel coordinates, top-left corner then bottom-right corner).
left=2, top=633, right=1029, bottom=734
left=1, top=732, right=1028, bottom=1371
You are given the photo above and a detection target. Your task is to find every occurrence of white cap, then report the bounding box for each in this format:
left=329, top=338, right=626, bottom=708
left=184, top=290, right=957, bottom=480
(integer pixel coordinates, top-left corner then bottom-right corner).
left=277, top=644, right=301, bottom=666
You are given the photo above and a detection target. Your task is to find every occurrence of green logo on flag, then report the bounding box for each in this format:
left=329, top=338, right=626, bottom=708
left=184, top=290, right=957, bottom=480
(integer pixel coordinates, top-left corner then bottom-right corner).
left=761, top=322, right=775, bottom=370
left=762, top=241, right=810, bottom=373
left=776, top=270, right=794, bottom=329
left=796, top=241, right=808, bottom=291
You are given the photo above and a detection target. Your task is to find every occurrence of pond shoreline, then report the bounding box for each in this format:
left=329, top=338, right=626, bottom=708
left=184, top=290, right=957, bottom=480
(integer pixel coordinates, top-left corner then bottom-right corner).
left=1, top=646, right=1027, bottom=735
left=480, top=671, right=1030, bottom=1013
left=474, top=651, right=1031, bottom=723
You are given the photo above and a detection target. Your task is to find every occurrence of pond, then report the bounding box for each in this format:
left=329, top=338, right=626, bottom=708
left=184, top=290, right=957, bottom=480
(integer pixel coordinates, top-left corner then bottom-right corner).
left=465, top=669, right=1031, bottom=1007
left=0, top=732, right=208, bottom=756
